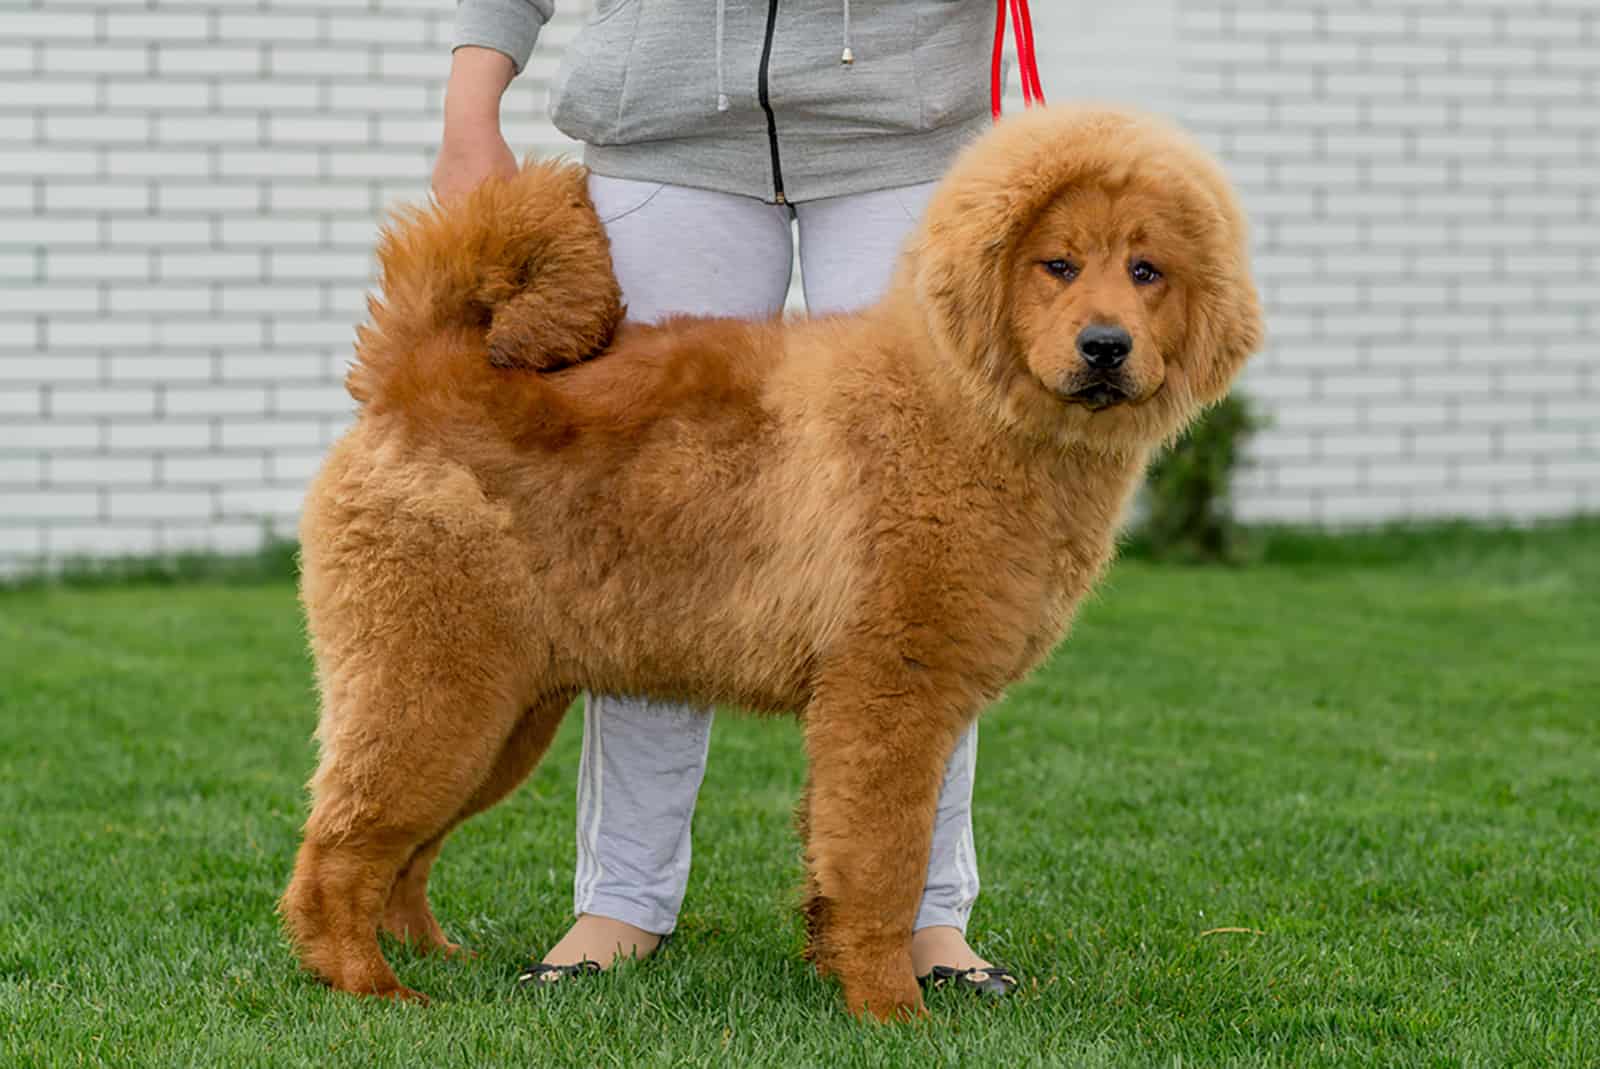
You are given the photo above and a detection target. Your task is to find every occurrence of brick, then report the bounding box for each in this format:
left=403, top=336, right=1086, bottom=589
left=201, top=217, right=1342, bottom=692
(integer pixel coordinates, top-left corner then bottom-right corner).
left=46, top=251, right=150, bottom=283
left=1401, top=490, right=1497, bottom=520
left=377, top=49, right=446, bottom=80
left=0, top=12, right=98, bottom=40
left=269, top=47, right=361, bottom=77
left=0, top=255, right=31, bottom=285
left=275, top=384, right=354, bottom=416
left=103, top=79, right=213, bottom=111
left=158, top=45, right=262, bottom=77
left=45, top=45, right=149, bottom=76
left=1413, top=430, right=1493, bottom=457
left=220, top=217, right=321, bottom=246
left=220, top=285, right=321, bottom=314
left=48, top=319, right=156, bottom=348
left=108, top=353, right=215, bottom=383
left=0, top=147, right=97, bottom=178
left=1363, top=401, right=1453, bottom=429
left=49, top=455, right=157, bottom=485
left=51, top=386, right=157, bottom=418
left=108, top=217, right=211, bottom=246
left=5, top=421, right=101, bottom=451
left=5, top=491, right=101, bottom=521
left=0, top=452, right=43, bottom=485
left=107, top=285, right=212, bottom=315
left=273, top=319, right=355, bottom=346
left=219, top=484, right=307, bottom=518
left=13, top=216, right=99, bottom=246
left=326, top=149, right=426, bottom=180
left=156, top=319, right=265, bottom=347
left=1, top=79, right=95, bottom=107
left=218, top=81, right=321, bottom=111
left=0, top=387, right=42, bottom=418
left=266, top=115, right=371, bottom=146
left=157, top=521, right=272, bottom=556
left=328, top=219, right=384, bottom=247
left=1320, top=432, right=1408, bottom=459
left=1457, top=459, right=1540, bottom=485
left=155, top=115, right=259, bottom=145
left=329, top=83, right=429, bottom=112
left=268, top=451, right=324, bottom=482
left=0, top=182, right=34, bottom=212
left=269, top=251, right=373, bottom=281
left=43, top=182, right=151, bottom=213
left=1416, top=14, right=1496, bottom=39
left=218, top=147, right=322, bottom=179
left=269, top=183, right=373, bottom=212
left=1325, top=12, right=1408, bottom=37
left=164, top=386, right=269, bottom=416
left=0, top=286, right=97, bottom=315
left=219, top=419, right=324, bottom=449
left=105, top=148, right=211, bottom=178
left=106, top=421, right=211, bottom=451
left=161, top=251, right=262, bottom=281
left=105, top=12, right=211, bottom=41
left=108, top=488, right=214, bottom=520
left=163, top=453, right=268, bottom=484
left=1502, top=429, right=1584, bottom=454
left=45, top=525, right=161, bottom=558
left=217, top=14, right=321, bottom=42
left=220, top=350, right=328, bottom=381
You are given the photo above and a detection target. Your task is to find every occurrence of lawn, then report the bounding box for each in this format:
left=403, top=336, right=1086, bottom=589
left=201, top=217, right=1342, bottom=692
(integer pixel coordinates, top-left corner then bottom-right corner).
left=2, top=523, right=1597, bottom=1067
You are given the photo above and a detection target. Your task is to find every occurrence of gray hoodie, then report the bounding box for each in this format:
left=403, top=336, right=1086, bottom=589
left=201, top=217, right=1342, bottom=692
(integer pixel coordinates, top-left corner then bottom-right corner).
left=455, top=0, right=997, bottom=203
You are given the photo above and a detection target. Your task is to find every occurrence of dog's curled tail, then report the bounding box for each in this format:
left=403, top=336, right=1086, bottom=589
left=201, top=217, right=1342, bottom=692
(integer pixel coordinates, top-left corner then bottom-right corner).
left=347, top=160, right=624, bottom=411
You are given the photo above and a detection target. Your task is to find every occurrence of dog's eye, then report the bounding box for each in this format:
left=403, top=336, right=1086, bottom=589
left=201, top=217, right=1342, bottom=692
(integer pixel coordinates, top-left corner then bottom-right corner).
left=1129, top=260, right=1163, bottom=285
left=1042, top=259, right=1078, bottom=281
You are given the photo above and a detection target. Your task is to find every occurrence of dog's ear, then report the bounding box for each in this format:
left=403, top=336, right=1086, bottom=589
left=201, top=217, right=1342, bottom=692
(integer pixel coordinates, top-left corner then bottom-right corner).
left=1186, top=270, right=1264, bottom=406
left=1175, top=177, right=1265, bottom=408
left=909, top=184, right=1030, bottom=373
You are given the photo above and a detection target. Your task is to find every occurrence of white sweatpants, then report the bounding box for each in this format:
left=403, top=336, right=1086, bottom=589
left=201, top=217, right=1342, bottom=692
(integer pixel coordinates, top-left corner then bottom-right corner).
left=573, top=175, right=981, bottom=936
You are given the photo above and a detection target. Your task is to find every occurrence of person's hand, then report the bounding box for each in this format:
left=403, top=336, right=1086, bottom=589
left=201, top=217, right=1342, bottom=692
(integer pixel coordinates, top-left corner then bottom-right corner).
left=433, top=121, right=517, bottom=202
left=432, top=46, right=518, bottom=202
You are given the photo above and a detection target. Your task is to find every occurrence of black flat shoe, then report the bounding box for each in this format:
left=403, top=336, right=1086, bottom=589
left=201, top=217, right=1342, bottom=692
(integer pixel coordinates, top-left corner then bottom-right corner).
left=917, top=963, right=1020, bottom=997
left=516, top=958, right=602, bottom=986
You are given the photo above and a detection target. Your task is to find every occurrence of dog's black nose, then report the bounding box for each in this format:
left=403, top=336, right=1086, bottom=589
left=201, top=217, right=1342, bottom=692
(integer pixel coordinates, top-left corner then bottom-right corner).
left=1077, top=325, right=1132, bottom=370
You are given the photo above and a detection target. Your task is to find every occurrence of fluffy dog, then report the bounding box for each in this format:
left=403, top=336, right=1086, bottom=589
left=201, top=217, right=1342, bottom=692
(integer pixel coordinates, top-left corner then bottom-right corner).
left=281, top=105, right=1263, bottom=1020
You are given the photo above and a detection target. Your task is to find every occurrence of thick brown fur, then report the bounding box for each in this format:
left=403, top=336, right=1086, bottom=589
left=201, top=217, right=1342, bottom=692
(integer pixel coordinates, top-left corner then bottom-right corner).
left=281, top=106, right=1263, bottom=1020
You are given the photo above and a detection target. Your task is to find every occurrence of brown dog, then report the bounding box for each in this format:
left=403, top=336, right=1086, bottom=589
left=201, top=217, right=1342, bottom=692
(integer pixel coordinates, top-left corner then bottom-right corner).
left=281, top=105, right=1263, bottom=1020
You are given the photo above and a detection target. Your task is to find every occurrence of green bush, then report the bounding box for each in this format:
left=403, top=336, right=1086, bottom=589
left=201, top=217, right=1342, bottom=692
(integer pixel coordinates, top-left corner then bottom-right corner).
left=1136, top=391, right=1265, bottom=564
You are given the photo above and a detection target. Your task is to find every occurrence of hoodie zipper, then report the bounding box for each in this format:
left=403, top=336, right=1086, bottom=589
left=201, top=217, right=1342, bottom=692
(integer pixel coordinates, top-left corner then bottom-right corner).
left=756, top=0, right=786, bottom=204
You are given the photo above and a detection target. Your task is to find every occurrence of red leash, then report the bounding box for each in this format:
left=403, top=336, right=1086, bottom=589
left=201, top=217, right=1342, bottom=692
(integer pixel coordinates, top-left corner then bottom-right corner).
left=991, top=0, right=1046, bottom=119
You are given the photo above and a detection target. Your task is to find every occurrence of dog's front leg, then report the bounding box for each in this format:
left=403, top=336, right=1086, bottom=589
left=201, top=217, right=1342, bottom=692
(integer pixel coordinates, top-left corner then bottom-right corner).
left=800, top=669, right=970, bottom=1021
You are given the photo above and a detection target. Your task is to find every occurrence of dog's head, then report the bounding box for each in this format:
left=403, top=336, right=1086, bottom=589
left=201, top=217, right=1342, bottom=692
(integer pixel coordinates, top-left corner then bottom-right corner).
left=905, top=106, right=1263, bottom=455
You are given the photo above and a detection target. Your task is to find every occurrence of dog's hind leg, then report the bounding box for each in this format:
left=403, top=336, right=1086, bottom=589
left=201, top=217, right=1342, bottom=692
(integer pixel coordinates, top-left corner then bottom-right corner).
left=383, top=690, right=577, bottom=953
left=800, top=663, right=972, bottom=1021
left=281, top=651, right=536, bottom=1002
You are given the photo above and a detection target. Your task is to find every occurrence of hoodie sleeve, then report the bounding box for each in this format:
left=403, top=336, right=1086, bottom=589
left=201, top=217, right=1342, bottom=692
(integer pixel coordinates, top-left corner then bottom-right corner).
left=453, top=0, right=555, bottom=75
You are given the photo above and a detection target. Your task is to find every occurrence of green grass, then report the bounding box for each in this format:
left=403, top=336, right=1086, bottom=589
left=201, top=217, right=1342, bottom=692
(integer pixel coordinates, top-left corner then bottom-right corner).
left=2, top=522, right=1597, bottom=1067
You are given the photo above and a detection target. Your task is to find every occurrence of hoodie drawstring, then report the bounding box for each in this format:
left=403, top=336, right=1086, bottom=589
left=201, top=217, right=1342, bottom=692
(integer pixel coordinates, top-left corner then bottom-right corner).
left=715, top=0, right=730, bottom=111
left=841, top=0, right=854, bottom=64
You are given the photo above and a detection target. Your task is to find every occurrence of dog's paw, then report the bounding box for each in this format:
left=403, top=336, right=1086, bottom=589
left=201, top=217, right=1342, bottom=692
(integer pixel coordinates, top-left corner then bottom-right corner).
left=843, top=978, right=926, bottom=1023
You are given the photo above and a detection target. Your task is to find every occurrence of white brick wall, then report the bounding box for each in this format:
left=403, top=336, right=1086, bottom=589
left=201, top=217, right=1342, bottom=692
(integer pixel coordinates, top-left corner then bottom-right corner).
left=1174, top=0, right=1600, bottom=524
left=2, top=0, right=1597, bottom=573
left=1, top=0, right=583, bottom=571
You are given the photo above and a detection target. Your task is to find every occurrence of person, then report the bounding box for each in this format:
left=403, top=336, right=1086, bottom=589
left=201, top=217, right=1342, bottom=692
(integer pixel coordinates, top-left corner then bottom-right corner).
left=435, top=0, right=1017, bottom=997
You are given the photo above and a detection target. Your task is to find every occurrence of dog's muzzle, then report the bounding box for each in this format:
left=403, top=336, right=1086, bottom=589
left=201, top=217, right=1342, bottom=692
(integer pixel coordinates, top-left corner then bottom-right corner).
left=1058, top=374, right=1133, bottom=411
